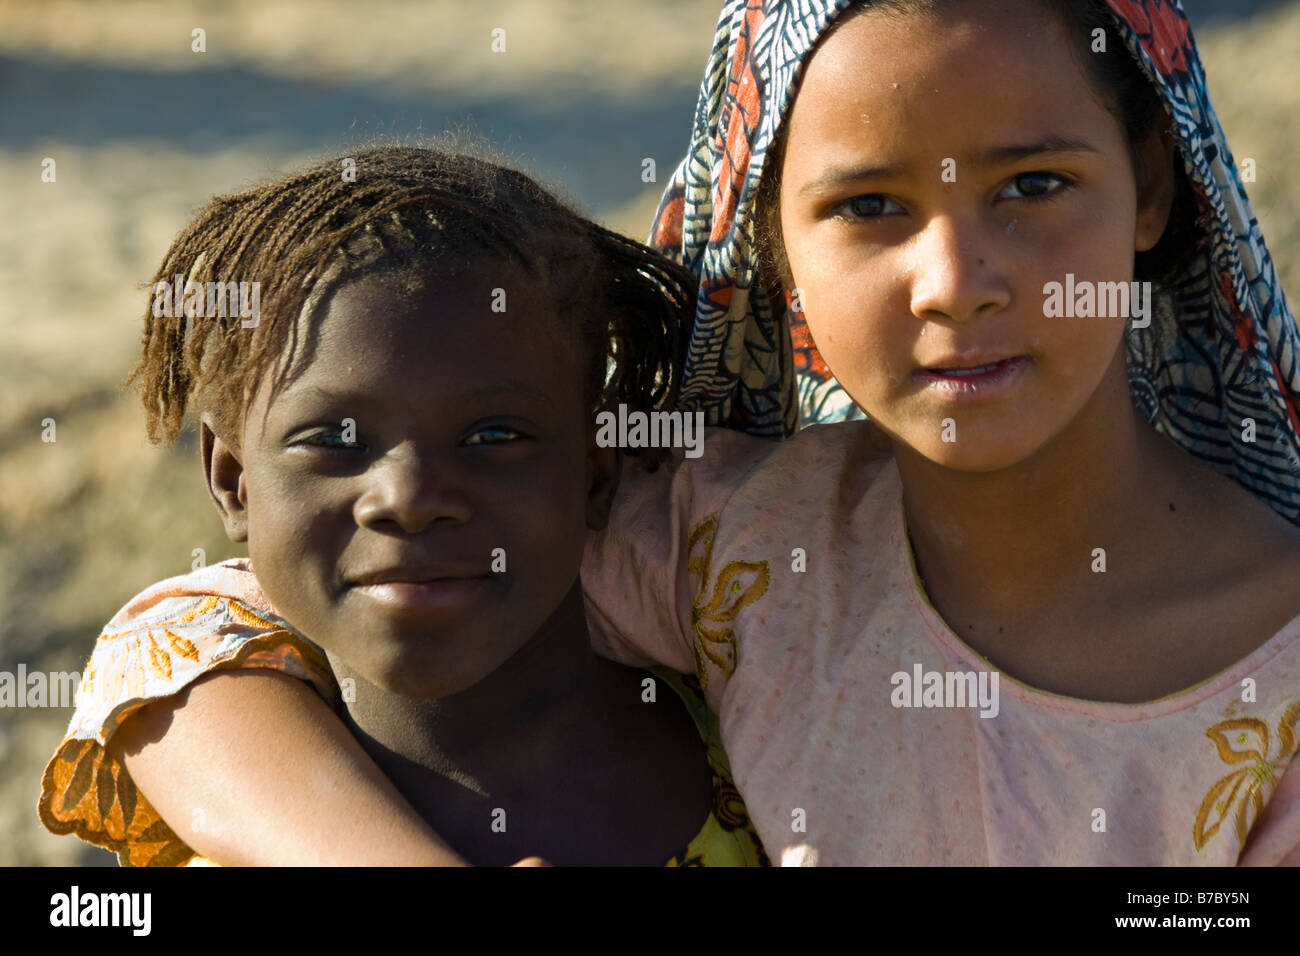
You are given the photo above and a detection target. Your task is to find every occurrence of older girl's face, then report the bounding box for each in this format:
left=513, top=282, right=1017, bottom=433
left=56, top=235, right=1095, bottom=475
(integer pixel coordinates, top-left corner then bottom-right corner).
left=777, top=0, right=1172, bottom=470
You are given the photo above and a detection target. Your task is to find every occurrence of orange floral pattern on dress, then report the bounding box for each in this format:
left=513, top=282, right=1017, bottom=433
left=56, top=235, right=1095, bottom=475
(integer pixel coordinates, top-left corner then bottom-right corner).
left=38, top=593, right=333, bottom=866
left=686, top=513, right=769, bottom=690
left=41, top=739, right=196, bottom=867
left=1194, top=701, right=1300, bottom=852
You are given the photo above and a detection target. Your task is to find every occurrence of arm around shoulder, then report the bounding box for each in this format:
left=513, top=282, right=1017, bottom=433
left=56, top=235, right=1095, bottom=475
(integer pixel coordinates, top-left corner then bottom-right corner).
left=582, top=431, right=784, bottom=683
left=110, top=669, right=467, bottom=866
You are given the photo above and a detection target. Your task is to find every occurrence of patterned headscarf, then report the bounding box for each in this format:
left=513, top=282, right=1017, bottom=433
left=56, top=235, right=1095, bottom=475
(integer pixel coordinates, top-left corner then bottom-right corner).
left=648, top=0, right=1300, bottom=523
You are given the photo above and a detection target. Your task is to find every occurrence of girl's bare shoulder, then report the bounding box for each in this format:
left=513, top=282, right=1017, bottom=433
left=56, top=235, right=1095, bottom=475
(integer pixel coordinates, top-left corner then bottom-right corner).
left=1178, top=467, right=1300, bottom=648
left=1106, top=469, right=1300, bottom=701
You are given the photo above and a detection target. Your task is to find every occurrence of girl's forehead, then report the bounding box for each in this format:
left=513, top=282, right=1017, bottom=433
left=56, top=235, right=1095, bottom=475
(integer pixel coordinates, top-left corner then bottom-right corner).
left=788, top=1, right=1112, bottom=152
left=259, top=264, right=579, bottom=403
left=303, top=261, right=545, bottom=338
left=810, top=0, right=1076, bottom=89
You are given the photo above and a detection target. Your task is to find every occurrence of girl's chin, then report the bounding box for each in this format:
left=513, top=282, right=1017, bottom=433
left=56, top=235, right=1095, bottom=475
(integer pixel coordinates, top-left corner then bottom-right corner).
left=900, top=431, right=1049, bottom=474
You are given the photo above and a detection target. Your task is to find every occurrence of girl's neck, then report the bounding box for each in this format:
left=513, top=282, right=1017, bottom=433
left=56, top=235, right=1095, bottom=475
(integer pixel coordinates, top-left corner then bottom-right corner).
left=328, top=582, right=609, bottom=799
left=895, top=349, right=1178, bottom=625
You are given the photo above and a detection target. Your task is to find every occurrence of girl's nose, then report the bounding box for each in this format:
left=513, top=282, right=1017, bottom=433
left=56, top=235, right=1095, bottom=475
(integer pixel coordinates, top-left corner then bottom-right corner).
left=353, top=446, right=473, bottom=533
left=908, top=215, right=1012, bottom=324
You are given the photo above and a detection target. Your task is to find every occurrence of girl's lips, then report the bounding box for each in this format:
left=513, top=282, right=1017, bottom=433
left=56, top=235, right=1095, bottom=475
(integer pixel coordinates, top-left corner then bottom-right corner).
left=912, top=355, right=1030, bottom=402
left=351, top=576, right=496, bottom=616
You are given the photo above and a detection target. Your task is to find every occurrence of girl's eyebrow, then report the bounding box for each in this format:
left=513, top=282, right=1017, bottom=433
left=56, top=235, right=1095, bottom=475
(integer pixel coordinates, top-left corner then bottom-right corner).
left=285, top=381, right=556, bottom=408
left=280, top=385, right=376, bottom=406
left=978, top=135, right=1099, bottom=165
left=798, top=135, right=1099, bottom=196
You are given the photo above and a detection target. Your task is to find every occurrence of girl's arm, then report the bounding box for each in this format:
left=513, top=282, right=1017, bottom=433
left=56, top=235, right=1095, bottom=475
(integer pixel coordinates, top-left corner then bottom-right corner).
left=109, top=669, right=474, bottom=866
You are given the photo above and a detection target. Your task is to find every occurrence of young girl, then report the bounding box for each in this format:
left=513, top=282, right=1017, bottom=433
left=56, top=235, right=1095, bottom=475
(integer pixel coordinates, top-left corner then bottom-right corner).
left=37, top=144, right=769, bottom=866
left=42, top=0, right=1300, bottom=865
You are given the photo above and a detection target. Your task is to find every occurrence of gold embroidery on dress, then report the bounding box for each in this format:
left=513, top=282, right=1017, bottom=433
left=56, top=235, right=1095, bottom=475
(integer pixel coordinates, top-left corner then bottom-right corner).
left=1194, top=701, right=1300, bottom=851
left=686, top=514, right=769, bottom=690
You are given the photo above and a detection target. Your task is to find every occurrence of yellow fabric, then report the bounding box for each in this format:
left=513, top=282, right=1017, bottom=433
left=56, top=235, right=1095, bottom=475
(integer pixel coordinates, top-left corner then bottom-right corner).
left=653, top=667, right=769, bottom=866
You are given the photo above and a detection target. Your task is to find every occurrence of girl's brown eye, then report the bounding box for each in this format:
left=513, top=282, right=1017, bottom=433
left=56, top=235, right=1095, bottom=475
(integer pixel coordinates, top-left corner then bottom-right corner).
left=836, top=194, right=902, bottom=220
left=1001, top=172, right=1071, bottom=202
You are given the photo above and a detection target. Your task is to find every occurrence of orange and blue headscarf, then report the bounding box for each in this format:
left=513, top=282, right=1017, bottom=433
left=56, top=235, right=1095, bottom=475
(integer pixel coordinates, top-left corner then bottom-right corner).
left=648, top=0, right=1300, bottom=523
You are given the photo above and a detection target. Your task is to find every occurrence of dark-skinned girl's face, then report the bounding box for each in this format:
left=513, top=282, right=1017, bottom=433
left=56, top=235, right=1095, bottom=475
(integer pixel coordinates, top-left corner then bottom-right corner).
left=203, top=260, right=617, bottom=698
left=777, top=0, right=1174, bottom=471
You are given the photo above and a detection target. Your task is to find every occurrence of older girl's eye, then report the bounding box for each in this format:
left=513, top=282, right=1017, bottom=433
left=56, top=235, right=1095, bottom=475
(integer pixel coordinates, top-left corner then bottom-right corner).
left=463, top=425, right=522, bottom=446
left=1000, top=172, right=1072, bottom=202
left=833, top=194, right=903, bottom=221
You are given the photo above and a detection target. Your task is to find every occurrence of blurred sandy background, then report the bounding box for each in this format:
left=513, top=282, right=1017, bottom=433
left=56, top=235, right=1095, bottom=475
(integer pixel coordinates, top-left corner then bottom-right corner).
left=1, top=0, right=1297, bottom=866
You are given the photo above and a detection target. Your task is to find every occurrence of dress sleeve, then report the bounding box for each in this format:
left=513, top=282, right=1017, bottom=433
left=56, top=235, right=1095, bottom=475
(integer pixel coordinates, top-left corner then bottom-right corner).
left=37, top=560, right=334, bottom=866
left=581, top=428, right=781, bottom=706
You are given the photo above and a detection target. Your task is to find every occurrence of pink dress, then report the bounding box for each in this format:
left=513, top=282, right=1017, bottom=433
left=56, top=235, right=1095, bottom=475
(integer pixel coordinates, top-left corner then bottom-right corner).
left=581, top=423, right=1300, bottom=865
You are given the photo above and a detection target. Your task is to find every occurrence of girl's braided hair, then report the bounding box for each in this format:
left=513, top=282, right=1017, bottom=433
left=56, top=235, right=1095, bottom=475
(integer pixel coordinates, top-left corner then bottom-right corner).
left=126, top=144, right=693, bottom=462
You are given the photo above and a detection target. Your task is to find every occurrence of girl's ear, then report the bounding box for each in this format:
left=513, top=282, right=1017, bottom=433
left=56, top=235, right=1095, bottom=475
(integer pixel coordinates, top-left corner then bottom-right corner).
left=585, top=428, right=622, bottom=532
left=1134, top=124, right=1178, bottom=253
left=200, top=413, right=249, bottom=543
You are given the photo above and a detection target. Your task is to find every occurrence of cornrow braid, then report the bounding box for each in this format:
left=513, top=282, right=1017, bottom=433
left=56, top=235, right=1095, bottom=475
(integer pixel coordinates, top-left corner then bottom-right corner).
left=125, top=145, right=694, bottom=467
